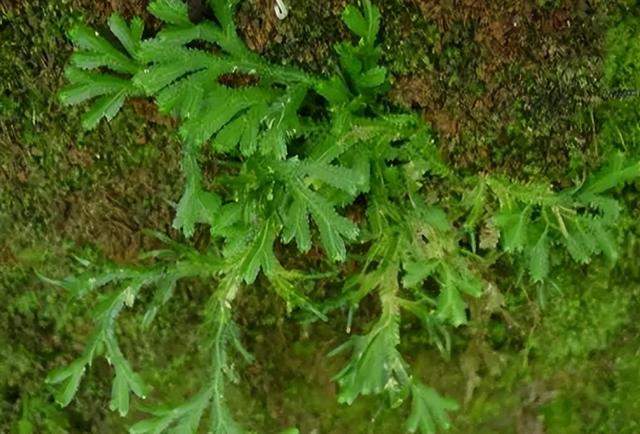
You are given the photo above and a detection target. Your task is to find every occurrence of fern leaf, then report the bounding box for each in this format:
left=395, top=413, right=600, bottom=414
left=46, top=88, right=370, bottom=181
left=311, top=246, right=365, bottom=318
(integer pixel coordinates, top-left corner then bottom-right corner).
left=255, top=85, right=306, bottom=159
left=494, top=206, right=530, bottom=253
left=587, top=194, right=621, bottom=223
left=270, top=272, right=327, bottom=320
left=108, top=14, right=143, bottom=57
left=59, top=71, right=133, bottom=106
left=61, top=18, right=144, bottom=129
left=148, top=0, right=192, bottom=26
left=212, top=102, right=269, bottom=155
left=342, top=0, right=380, bottom=45
left=173, top=184, right=221, bottom=238
left=358, top=66, right=387, bottom=88
left=401, top=127, right=449, bottom=181
left=129, top=389, right=209, bottom=434
left=563, top=218, right=597, bottom=264
left=238, top=219, right=279, bottom=283
left=210, top=203, right=243, bottom=236
left=173, top=406, right=207, bottom=434
left=221, top=226, right=255, bottom=259
left=129, top=416, right=173, bottom=434
left=155, top=68, right=217, bottom=118
left=330, top=313, right=407, bottom=404
left=303, top=162, right=362, bottom=196
left=69, top=23, right=139, bottom=74
left=407, top=382, right=458, bottom=434
left=528, top=228, right=549, bottom=282
left=332, top=0, right=386, bottom=100
left=46, top=359, right=87, bottom=407
left=133, top=50, right=215, bottom=95
left=142, top=275, right=178, bottom=328
left=57, top=366, right=86, bottom=407
left=208, top=0, right=242, bottom=32
left=133, top=278, right=246, bottom=434
left=315, top=75, right=351, bottom=105
left=436, top=282, right=467, bottom=327
left=580, top=152, right=640, bottom=195
left=588, top=219, right=619, bottom=263
left=81, top=89, right=128, bottom=129
left=37, top=266, right=130, bottom=298
left=146, top=22, right=221, bottom=51
left=179, top=88, right=267, bottom=147
left=281, top=197, right=312, bottom=253
left=342, top=4, right=369, bottom=40
left=462, top=182, right=486, bottom=232
left=402, top=261, right=438, bottom=289
left=418, top=205, right=452, bottom=233
left=336, top=43, right=365, bottom=85
left=109, top=362, right=148, bottom=417
left=330, top=266, right=412, bottom=405
left=206, top=293, right=248, bottom=434
left=110, top=372, right=130, bottom=417
left=290, top=184, right=359, bottom=261
left=213, top=116, right=246, bottom=153
left=209, top=404, right=244, bottom=434
left=47, top=272, right=153, bottom=412
left=238, top=105, right=265, bottom=155
left=433, top=261, right=482, bottom=326
left=105, top=333, right=148, bottom=408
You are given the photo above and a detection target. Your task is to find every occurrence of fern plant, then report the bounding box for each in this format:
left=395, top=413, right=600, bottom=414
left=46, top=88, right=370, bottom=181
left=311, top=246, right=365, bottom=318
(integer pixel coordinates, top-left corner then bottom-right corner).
left=47, top=0, right=640, bottom=433
left=463, top=153, right=640, bottom=282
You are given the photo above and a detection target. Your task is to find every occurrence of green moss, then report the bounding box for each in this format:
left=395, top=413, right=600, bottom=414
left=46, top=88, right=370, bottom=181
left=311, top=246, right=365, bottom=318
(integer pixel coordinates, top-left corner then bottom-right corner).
left=0, top=0, right=182, bottom=259
left=529, top=266, right=634, bottom=370
left=598, top=1, right=640, bottom=157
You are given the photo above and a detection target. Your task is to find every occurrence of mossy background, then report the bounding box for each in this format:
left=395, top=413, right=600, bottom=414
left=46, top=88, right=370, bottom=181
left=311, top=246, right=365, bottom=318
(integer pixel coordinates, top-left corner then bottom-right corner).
left=1, top=0, right=640, bottom=433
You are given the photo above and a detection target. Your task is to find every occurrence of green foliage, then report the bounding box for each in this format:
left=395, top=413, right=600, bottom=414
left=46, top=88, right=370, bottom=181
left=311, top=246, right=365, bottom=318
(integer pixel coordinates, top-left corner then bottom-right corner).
left=41, top=259, right=193, bottom=411
left=130, top=274, right=251, bottom=434
left=330, top=273, right=408, bottom=406
left=326, top=187, right=480, bottom=431
left=334, top=0, right=387, bottom=100
left=329, top=261, right=460, bottom=433
left=463, top=153, right=640, bottom=282
left=59, top=16, right=145, bottom=129
left=407, top=382, right=459, bottom=434
left=392, top=201, right=483, bottom=328
left=42, top=0, right=640, bottom=433
left=599, top=4, right=640, bottom=158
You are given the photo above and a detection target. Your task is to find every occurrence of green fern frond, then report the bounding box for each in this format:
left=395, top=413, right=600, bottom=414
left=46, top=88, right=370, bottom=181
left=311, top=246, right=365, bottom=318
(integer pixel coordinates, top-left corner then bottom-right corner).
left=59, top=16, right=146, bottom=129
left=68, top=21, right=140, bottom=73
left=528, top=228, right=550, bottom=283
left=407, top=382, right=459, bottom=434
left=236, top=218, right=280, bottom=284
left=129, top=388, right=211, bottom=434
left=287, top=182, right=359, bottom=262
left=321, top=0, right=387, bottom=105
left=331, top=263, right=459, bottom=433
left=481, top=154, right=640, bottom=281
left=106, top=332, right=149, bottom=417
left=579, top=152, right=640, bottom=196
left=43, top=247, right=223, bottom=412
left=330, top=265, right=409, bottom=405
left=399, top=203, right=484, bottom=327
left=147, top=0, right=192, bottom=27
left=45, top=272, right=157, bottom=411
left=494, top=205, right=531, bottom=253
